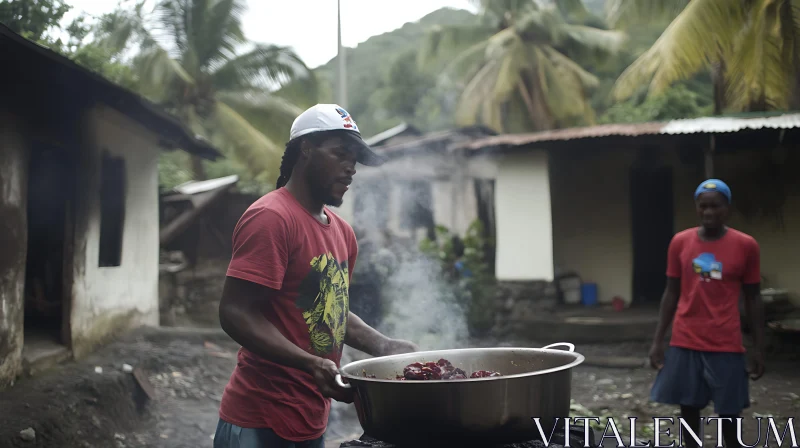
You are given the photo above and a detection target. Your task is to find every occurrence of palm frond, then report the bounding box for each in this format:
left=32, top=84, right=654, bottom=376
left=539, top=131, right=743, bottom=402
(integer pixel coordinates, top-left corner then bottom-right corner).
left=93, top=2, right=159, bottom=55
left=216, top=90, right=303, bottom=140
left=211, top=44, right=315, bottom=94
left=182, top=0, right=246, bottom=69
left=611, top=0, right=746, bottom=101
left=539, top=45, right=599, bottom=123
left=455, top=59, right=503, bottom=131
left=556, top=0, right=591, bottom=23
left=725, top=0, right=795, bottom=111
left=130, top=45, right=196, bottom=102
left=207, top=102, right=283, bottom=183
left=417, top=25, right=495, bottom=70
left=561, top=24, right=627, bottom=60
left=604, top=0, right=689, bottom=29
left=439, top=39, right=491, bottom=83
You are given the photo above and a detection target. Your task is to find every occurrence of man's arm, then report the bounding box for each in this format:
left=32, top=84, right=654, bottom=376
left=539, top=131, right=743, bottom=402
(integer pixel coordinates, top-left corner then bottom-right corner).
left=345, top=312, right=419, bottom=357
left=219, top=276, right=353, bottom=402
left=219, top=276, right=318, bottom=372
left=742, top=284, right=765, bottom=355
left=653, top=277, right=681, bottom=345
left=742, top=238, right=765, bottom=379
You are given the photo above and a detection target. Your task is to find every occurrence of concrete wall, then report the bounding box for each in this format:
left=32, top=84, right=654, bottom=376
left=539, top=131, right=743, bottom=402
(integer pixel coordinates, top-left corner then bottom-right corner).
left=550, top=145, right=800, bottom=306
left=494, top=151, right=554, bottom=281
left=0, top=111, right=28, bottom=388
left=70, top=105, right=161, bottom=358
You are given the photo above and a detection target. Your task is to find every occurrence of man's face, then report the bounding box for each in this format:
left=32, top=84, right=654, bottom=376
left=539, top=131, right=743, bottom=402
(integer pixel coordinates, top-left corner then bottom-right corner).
left=304, top=135, right=358, bottom=207
left=695, top=192, right=729, bottom=229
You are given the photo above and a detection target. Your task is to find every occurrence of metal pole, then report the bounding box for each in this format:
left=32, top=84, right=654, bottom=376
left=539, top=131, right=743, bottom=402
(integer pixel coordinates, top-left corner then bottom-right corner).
left=337, top=0, right=348, bottom=108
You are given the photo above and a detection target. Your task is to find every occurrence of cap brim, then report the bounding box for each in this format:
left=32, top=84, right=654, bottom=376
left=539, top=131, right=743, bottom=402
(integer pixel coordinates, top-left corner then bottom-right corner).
left=341, top=131, right=387, bottom=167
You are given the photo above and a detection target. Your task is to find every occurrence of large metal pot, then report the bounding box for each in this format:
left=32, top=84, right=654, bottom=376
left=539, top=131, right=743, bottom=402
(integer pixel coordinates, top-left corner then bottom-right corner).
left=335, top=343, right=584, bottom=446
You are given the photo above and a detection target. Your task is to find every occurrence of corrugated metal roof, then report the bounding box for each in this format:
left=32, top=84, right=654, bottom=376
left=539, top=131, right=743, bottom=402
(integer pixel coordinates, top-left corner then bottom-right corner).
left=456, top=112, right=800, bottom=151
left=174, top=175, right=239, bottom=195
left=456, top=122, right=664, bottom=150
left=660, top=113, right=800, bottom=134
left=364, top=123, right=422, bottom=147
left=378, top=126, right=497, bottom=154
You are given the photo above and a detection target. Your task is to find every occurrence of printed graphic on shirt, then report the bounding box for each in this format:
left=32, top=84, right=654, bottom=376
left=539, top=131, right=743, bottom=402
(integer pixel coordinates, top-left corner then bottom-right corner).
left=692, top=253, right=723, bottom=281
left=295, top=253, right=350, bottom=356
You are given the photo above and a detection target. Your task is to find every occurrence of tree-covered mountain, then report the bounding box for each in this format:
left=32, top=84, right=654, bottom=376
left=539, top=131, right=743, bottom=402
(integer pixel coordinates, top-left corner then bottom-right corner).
left=313, top=7, right=481, bottom=137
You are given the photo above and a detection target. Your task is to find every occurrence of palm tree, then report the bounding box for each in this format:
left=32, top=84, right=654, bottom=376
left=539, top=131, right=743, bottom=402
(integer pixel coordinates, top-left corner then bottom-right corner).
left=94, top=0, right=317, bottom=184
left=418, top=0, right=626, bottom=133
left=605, top=0, right=800, bottom=113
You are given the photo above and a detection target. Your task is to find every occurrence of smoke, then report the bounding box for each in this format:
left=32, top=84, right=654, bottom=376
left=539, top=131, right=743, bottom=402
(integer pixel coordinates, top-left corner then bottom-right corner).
left=376, top=250, right=470, bottom=350
left=346, top=172, right=471, bottom=351
left=325, top=168, right=473, bottom=443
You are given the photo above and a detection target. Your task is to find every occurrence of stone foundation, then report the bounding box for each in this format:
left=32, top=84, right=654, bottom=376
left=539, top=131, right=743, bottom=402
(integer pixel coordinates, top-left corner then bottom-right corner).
left=159, top=258, right=228, bottom=327
left=491, top=280, right=558, bottom=337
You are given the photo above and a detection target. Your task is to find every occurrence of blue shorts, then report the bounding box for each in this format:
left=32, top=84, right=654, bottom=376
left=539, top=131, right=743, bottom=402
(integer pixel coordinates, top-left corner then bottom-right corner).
left=213, top=419, right=325, bottom=448
left=650, top=346, right=750, bottom=415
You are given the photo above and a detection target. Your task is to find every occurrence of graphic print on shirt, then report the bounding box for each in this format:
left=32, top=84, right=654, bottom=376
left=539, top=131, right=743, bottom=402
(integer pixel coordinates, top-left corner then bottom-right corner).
left=692, top=253, right=723, bottom=281
left=295, top=253, right=350, bottom=356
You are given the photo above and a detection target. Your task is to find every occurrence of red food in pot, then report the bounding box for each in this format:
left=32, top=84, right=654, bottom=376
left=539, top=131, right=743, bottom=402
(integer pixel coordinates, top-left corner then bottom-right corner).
left=392, top=358, right=500, bottom=380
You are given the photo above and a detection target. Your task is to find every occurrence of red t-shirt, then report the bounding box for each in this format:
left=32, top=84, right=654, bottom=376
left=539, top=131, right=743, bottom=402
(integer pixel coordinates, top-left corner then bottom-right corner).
left=218, top=187, right=358, bottom=441
left=666, top=227, right=760, bottom=353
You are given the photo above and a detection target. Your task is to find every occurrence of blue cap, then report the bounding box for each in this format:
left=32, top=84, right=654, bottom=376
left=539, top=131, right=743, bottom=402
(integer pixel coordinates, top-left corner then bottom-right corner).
left=694, top=179, right=731, bottom=203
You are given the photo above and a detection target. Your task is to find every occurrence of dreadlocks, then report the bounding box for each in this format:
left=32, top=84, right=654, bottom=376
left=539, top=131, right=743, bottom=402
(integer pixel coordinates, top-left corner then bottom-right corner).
left=275, top=131, right=341, bottom=189
left=276, top=138, right=302, bottom=189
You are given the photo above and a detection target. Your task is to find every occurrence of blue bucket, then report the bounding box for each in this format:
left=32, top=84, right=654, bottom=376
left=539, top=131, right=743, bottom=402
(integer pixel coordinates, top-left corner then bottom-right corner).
left=581, top=283, right=598, bottom=307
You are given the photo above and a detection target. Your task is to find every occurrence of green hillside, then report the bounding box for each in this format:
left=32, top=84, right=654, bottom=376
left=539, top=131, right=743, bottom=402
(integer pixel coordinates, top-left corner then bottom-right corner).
left=313, top=7, right=481, bottom=137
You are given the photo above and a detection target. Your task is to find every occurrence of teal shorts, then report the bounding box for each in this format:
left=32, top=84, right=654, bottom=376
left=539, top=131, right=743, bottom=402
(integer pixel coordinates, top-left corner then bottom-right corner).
left=213, top=419, right=325, bottom=448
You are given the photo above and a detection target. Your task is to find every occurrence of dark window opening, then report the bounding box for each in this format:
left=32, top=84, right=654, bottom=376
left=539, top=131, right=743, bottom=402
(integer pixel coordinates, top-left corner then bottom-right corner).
left=400, top=180, right=435, bottom=240
left=98, top=152, right=126, bottom=267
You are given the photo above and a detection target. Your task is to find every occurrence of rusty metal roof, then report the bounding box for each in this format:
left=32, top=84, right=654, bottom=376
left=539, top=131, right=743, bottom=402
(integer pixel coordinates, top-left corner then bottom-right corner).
left=455, top=113, right=800, bottom=151
left=456, top=122, right=664, bottom=150
left=377, top=126, right=497, bottom=154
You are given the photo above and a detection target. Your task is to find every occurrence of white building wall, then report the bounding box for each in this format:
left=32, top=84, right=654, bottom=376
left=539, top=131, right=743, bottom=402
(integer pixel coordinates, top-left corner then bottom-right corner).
left=494, top=151, right=554, bottom=281
left=70, top=105, right=160, bottom=356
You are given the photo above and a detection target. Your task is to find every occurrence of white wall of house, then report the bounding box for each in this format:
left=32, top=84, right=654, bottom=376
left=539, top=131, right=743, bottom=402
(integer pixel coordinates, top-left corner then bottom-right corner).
left=70, top=105, right=160, bottom=356
left=0, top=110, right=27, bottom=387
left=494, top=150, right=554, bottom=281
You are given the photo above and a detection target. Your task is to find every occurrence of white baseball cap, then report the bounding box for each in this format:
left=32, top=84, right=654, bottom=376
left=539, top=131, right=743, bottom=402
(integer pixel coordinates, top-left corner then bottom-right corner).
left=289, top=104, right=386, bottom=166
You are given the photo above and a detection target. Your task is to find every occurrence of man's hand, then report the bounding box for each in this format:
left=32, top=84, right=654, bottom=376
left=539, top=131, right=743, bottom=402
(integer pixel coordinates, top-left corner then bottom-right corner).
left=381, top=338, right=420, bottom=356
left=308, top=357, right=354, bottom=403
left=649, top=342, right=665, bottom=370
left=748, top=349, right=765, bottom=380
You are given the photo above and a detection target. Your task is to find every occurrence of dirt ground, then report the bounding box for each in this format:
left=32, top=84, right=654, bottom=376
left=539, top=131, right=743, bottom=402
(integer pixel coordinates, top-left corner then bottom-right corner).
left=0, top=332, right=797, bottom=448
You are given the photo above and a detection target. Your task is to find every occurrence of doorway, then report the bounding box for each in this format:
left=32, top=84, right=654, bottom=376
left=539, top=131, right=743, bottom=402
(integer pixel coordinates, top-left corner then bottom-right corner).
left=630, top=165, right=674, bottom=305
left=24, top=143, right=75, bottom=355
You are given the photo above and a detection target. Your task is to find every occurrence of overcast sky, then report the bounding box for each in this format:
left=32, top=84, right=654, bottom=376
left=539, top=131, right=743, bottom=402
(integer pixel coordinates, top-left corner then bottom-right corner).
left=61, top=0, right=477, bottom=68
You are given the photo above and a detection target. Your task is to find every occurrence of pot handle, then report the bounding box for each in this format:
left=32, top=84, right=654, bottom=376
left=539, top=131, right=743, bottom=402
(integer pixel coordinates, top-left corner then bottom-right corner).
left=335, top=374, right=352, bottom=389
left=542, top=342, right=575, bottom=352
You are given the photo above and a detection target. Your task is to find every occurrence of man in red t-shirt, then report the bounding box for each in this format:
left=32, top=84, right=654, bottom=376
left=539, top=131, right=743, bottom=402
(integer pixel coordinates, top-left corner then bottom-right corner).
left=213, top=104, right=419, bottom=448
left=649, top=179, right=765, bottom=448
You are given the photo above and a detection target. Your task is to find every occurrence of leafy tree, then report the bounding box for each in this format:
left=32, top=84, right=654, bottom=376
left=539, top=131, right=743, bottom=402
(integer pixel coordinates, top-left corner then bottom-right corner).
left=0, top=0, right=69, bottom=41
left=598, top=83, right=711, bottom=124
left=93, top=0, right=317, bottom=186
left=605, top=0, right=800, bottom=113
left=418, top=0, right=626, bottom=133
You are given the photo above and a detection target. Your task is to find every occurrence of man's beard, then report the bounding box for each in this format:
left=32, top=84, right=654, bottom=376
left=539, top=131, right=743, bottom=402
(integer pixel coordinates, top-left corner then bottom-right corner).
left=306, top=170, right=343, bottom=207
